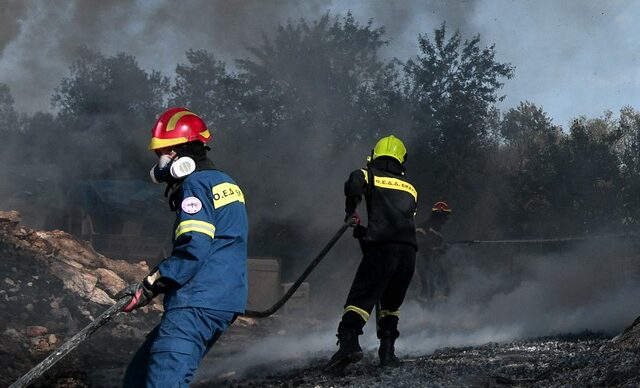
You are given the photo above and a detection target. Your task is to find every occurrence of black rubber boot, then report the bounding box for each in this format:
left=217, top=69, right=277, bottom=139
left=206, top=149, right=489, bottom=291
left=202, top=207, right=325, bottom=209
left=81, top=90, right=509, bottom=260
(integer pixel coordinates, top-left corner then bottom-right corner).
left=378, top=334, right=401, bottom=367
left=324, top=330, right=363, bottom=372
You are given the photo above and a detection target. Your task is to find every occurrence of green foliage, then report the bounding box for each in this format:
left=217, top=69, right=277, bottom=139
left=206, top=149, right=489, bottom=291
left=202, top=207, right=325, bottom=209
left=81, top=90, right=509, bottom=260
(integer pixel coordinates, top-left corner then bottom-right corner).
left=237, top=12, right=402, bottom=151
left=2, top=14, right=640, bottom=242
left=171, top=49, right=243, bottom=125
left=49, top=47, right=170, bottom=180
left=404, top=23, right=514, bottom=221
left=0, top=83, right=18, bottom=132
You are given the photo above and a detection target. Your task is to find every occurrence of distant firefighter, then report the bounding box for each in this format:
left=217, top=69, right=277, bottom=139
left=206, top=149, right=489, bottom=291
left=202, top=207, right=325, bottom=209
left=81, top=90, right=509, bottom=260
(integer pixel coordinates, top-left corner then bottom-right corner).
left=325, top=135, right=418, bottom=371
left=416, top=201, right=452, bottom=304
left=118, top=108, right=248, bottom=387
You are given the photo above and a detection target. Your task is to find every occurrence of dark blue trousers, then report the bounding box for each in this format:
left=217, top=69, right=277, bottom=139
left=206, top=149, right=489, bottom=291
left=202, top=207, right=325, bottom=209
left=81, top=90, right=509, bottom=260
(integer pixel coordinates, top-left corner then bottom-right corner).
left=123, top=307, right=236, bottom=387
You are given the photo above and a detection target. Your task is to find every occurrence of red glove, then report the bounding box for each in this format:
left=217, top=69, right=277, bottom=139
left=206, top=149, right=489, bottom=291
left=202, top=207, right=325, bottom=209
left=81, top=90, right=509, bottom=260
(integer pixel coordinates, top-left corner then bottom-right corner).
left=117, top=280, right=156, bottom=312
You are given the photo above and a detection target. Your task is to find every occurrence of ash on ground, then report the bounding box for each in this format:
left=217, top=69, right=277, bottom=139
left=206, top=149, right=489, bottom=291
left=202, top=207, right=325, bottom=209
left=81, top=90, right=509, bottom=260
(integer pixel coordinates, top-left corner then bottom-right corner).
left=197, top=331, right=640, bottom=387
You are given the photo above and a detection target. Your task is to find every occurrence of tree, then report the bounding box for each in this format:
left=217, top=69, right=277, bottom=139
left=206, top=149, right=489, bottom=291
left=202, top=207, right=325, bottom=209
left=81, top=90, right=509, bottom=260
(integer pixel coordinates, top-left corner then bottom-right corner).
left=52, top=47, right=170, bottom=180
left=237, top=12, right=403, bottom=154
left=0, top=83, right=18, bottom=132
left=405, top=24, right=514, bottom=217
left=564, top=113, right=623, bottom=232
left=171, top=49, right=243, bottom=125
left=496, top=102, right=567, bottom=236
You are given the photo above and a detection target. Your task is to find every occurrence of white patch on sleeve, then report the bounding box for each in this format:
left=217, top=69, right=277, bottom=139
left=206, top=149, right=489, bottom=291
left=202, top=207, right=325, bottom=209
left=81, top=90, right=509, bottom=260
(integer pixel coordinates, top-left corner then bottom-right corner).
left=181, top=196, right=203, bottom=214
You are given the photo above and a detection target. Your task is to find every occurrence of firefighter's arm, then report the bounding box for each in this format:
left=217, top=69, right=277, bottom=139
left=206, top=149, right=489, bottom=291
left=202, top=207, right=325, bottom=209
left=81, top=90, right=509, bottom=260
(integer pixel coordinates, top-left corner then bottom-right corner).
left=427, top=227, right=445, bottom=247
left=344, top=169, right=367, bottom=215
left=156, top=188, right=216, bottom=286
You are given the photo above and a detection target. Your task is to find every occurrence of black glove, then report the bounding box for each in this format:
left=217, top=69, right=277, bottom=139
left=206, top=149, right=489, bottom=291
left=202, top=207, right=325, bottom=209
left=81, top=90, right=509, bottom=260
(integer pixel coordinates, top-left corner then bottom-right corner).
left=353, top=225, right=367, bottom=240
left=344, top=212, right=361, bottom=227
left=117, top=278, right=157, bottom=312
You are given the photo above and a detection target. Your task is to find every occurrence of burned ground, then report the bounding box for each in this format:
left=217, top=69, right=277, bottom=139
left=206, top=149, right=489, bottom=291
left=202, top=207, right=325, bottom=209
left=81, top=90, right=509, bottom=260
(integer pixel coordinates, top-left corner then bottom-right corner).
left=199, top=332, right=640, bottom=387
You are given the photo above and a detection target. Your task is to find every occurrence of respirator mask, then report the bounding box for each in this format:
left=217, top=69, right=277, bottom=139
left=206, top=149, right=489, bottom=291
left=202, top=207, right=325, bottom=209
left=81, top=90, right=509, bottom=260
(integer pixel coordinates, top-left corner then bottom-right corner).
left=150, top=154, right=196, bottom=184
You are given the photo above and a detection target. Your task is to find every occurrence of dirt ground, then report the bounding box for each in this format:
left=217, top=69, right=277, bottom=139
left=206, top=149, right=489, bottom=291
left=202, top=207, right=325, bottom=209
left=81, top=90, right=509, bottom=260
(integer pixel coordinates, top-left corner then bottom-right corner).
left=196, top=331, right=640, bottom=387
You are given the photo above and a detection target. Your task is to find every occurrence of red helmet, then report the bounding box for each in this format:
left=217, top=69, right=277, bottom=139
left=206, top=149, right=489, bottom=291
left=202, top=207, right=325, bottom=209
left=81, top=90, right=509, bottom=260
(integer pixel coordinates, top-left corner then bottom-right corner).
left=432, top=201, right=452, bottom=213
left=148, top=107, right=211, bottom=150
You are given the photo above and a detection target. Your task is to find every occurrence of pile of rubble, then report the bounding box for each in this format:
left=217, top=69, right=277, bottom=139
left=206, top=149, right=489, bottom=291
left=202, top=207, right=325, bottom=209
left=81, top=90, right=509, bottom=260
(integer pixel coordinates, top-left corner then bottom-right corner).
left=0, top=210, right=160, bottom=387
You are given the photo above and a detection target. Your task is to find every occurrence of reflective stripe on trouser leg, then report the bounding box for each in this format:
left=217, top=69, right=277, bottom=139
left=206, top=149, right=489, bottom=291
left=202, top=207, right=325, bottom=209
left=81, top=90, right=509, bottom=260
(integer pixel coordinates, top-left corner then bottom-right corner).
left=377, top=310, right=400, bottom=339
left=344, top=305, right=370, bottom=322
left=338, top=305, right=371, bottom=335
left=378, top=309, right=400, bottom=319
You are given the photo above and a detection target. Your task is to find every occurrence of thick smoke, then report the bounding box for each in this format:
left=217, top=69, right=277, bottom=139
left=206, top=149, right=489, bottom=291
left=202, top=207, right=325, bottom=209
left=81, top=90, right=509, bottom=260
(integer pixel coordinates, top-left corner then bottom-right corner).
left=197, top=236, right=640, bottom=381
left=1, top=1, right=638, bottom=126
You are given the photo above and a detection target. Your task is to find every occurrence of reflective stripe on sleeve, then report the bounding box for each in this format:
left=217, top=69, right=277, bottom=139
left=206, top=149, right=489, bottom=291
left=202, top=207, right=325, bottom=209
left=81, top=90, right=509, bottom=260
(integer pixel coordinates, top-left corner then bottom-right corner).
left=360, top=169, right=369, bottom=184
left=174, top=220, right=216, bottom=239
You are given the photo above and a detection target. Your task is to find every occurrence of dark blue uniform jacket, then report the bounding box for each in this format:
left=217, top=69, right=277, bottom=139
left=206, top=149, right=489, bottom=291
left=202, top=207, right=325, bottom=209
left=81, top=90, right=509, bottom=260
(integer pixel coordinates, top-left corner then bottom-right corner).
left=158, top=169, right=248, bottom=313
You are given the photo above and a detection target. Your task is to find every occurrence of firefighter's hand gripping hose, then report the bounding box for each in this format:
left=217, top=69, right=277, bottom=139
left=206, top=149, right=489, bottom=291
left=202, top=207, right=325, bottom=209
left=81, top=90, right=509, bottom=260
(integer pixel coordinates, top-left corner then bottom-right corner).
left=244, top=221, right=351, bottom=318
left=9, top=296, right=133, bottom=388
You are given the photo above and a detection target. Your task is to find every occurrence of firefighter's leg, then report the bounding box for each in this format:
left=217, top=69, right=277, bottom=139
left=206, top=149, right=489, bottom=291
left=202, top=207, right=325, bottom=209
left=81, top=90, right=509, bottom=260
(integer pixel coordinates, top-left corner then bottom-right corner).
left=417, top=253, right=435, bottom=302
left=325, top=244, right=392, bottom=371
left=378, top=244, right=416, bottom=367
left=144, top=307, right=236, bottom=387
left=436, top=254, right=451, bottom=298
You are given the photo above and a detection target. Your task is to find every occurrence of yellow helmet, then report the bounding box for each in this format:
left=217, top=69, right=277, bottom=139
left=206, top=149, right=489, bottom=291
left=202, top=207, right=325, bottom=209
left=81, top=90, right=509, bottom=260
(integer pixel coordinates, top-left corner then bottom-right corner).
left=371, top=135, right=407, bottom=164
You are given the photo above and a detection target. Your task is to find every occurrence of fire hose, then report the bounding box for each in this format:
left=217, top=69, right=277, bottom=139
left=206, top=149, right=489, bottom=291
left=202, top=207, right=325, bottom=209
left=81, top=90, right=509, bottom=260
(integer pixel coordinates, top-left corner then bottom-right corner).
left=10, top=222, right=349, bottom=386
left=447, top=231, right=640, bottom=245
left=244, top=221, right=350, bottom=317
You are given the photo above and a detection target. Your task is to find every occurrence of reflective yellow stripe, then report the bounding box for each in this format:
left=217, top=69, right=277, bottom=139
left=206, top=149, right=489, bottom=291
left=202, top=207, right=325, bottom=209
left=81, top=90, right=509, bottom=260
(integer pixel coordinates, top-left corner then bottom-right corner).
left=212, top=182, right=245, bottom=209
left=344, top=305, right=370, bottom=322
left=199, top=129, right=211, bottom=139
left=373, top=176, right=417, bottom=202
left=360, top=169, right=368, bottom=184
left=175, top=220, right=215, bottom=239
left=379, top=309, right=400, bottom=318
left=148, top=136, right=189, bottom=150
left=166, top=111, right=198, bottom=132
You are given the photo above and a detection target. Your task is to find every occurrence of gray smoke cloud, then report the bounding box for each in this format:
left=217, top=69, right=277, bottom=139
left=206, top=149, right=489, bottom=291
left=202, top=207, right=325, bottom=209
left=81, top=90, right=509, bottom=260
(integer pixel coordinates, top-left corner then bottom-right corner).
left=196, top=237, right=640, bottom=382
left=0, top=1, right=637, bottom=126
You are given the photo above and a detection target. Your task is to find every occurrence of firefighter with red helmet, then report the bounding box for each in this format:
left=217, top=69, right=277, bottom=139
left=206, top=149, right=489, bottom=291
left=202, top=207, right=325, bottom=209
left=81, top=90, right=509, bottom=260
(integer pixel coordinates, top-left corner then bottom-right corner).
left=416, top=201, right=452, bottom=304
left=325, top=135, right=418, bottom=371
left=119, top=108, right=248, bottom=387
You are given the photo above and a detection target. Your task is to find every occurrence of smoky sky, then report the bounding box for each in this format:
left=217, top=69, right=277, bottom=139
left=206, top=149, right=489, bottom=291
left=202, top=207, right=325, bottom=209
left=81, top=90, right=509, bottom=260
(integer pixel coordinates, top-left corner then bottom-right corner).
left=0, top=0, right=637, bottom=128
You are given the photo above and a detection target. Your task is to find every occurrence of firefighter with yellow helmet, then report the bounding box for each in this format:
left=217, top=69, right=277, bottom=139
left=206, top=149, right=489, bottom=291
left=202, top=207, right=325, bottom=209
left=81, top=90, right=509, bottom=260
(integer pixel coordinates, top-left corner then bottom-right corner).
left=325, top=135, right=418, bottom=371
left=119, top=108, right=248, bottom=386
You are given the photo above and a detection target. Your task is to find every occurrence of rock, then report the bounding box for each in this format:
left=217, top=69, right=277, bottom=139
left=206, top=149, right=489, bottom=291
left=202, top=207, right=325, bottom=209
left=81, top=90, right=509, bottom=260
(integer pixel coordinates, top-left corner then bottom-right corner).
left=25, top=326, right=48, bottom=337
left=4, top=328, right=22, bottom=340
left=50, top=298, right=60, bottom=309
left=234, top=316, right=258, bottom=327
left=95, top=268, right=127, bottom=296
left=0, top=210, right=21, bottom=227
left=88, top=287, right=115, bottom=306
left=60, top=271, right=97, bottom=299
